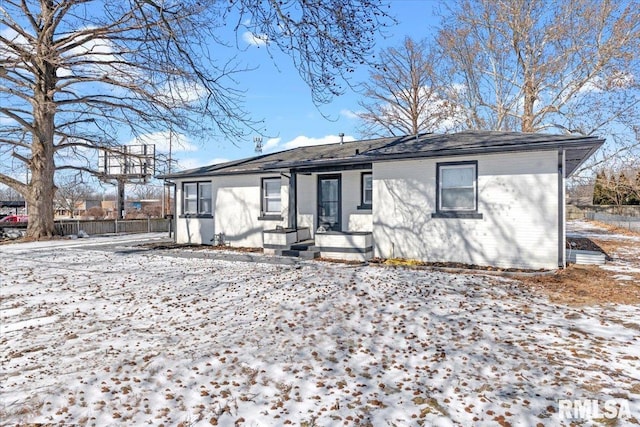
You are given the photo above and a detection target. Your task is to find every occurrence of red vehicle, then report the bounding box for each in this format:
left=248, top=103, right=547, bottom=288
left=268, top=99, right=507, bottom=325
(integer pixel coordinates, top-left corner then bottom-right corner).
left=0, top=215, right=28, bottom=223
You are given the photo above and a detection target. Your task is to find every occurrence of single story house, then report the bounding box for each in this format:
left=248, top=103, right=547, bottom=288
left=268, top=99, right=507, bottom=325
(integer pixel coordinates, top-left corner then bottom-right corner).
left=159, top=131, right=603, bottom=270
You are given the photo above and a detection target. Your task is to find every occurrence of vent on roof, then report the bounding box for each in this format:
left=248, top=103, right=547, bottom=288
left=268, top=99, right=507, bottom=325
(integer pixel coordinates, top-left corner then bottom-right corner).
left=339, top=133, right=344, bottom=145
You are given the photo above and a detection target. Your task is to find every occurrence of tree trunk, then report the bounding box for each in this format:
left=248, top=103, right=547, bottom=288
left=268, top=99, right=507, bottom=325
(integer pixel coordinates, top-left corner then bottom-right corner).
left=26, top=98, right=57, bottom=238
left=26, top=0, right=57, bottom=239
left=26, top=151, right=56, bottom=239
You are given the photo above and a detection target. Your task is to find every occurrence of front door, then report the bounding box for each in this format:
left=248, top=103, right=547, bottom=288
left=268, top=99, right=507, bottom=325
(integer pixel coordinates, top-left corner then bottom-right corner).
left=317, top=174, right=341, bottom=231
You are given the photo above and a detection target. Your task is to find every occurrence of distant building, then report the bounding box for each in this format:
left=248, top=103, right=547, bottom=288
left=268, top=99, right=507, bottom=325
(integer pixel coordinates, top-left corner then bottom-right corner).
left=55, top=199, right=102, bottom=219
left=0, top=200, right=26, bottom=216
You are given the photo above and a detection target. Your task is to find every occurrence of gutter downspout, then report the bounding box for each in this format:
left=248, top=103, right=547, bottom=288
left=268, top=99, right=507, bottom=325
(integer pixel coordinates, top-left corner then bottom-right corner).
left=558, top=150, right=566, bottom=268
left=164, top=179, right=176, bottom=242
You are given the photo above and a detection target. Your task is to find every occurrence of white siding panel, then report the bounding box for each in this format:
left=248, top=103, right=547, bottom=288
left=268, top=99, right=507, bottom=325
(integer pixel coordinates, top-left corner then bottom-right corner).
left=373, top=151, right=559, bottom=269
left=174, top=174, right=288, bottom=247
left=174, top=180, right=215, bottom=245
left=296, top=174, right=316, bottom=236
left=341, top=170, right=373, bottom=232
left=213, top=174, right=287, bottom=247
left=348, top=214, right=373, bottom=231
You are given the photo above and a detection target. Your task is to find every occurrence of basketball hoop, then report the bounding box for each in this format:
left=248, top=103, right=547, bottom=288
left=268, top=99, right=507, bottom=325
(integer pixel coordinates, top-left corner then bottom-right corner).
left=98, top=145, right=156, bottom=219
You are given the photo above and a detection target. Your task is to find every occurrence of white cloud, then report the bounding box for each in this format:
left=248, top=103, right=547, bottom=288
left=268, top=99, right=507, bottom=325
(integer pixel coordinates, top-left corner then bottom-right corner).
left=58, top=28, right=122, bottom=78
left=156, top=80, right=207, bottom=106
left=0, top=28, right=31, bottom=60
left=340, top=109, right=360, bottom=120
left=209, top=157, right=229, bottom=165
left=242, top=31, right=268, bottom=47
left=577, top=78, right=604, bottom=94
left=176, top=158, right=203, bottom=171
left=176, top=157, right=229, bottom=171
left=0, top=115, right=16, bottom=125
left=266, top=134, right=356, bottom=152
left=576, top=72, right=634, bottom=94
left=127, top=131, right=198, bottom=153
left=262, top=138, right=281, bottom=152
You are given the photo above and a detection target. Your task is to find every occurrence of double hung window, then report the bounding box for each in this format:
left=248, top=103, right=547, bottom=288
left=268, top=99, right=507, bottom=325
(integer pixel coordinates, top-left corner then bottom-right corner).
left=182, top=182, right=212, bottom=216
left=261, top=177, right=281, bottom=215
left=357, top=172, right=373, bottom=210
left=433, top=161, right=482, bottom=219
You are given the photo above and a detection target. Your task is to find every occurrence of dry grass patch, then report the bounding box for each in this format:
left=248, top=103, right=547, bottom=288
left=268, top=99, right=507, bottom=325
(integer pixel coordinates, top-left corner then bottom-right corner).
left=519, top=264, right=640, bottom=305
left=589, top=236, right=636, bottom=257
left=590, top=220, right=640, bottom=237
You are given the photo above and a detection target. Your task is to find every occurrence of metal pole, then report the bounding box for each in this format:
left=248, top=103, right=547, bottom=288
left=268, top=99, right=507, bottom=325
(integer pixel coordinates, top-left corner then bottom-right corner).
left=117, top=177, right=125, bottom=220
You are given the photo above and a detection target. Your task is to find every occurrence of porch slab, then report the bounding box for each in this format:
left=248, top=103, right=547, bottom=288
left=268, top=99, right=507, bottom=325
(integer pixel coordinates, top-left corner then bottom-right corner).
left=263, top=227, right=310, bottom=254
left=315, top=231, right=373, bottom=262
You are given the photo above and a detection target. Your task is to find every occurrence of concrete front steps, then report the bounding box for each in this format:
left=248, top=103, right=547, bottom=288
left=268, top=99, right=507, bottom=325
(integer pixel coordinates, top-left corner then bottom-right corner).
left=274, top=239, right=320, bottom=259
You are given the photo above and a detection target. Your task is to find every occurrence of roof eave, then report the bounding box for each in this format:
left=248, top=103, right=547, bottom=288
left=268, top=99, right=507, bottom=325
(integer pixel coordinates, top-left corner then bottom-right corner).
left=564, top=139, right=605, bottom=177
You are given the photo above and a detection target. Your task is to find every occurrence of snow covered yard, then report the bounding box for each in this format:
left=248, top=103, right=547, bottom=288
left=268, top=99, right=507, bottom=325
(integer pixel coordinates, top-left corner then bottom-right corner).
left=1, top=234, right=639, bottom=426
left=568, top=219, right=640, bottom=283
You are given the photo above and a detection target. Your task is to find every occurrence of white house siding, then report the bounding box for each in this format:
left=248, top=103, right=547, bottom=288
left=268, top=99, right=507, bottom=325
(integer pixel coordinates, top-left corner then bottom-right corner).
left=373, top=150, right=559, bottom=269
left=342, top=170, right=373, bottom=233
left=213, top=174, right=287, bottom=247
left=175, top=175, right=287, bottom=247
left=296, top=174, right=316, bottom=236
left=175, top=180, right=215, bottom=245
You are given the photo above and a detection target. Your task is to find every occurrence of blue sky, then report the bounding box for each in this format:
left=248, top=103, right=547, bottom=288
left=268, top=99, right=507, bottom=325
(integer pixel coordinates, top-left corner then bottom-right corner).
left=0, top=1, right=443, bottom=194
left=163, top=1, right=443, bottom=172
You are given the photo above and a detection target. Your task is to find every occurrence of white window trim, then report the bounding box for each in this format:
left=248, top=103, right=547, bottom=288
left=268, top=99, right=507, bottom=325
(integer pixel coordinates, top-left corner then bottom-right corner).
left=182, top=181, right=212, bottom=216
left=261, top=177, right=282, bottom=215
left=361, top=172, right=373, bottom=206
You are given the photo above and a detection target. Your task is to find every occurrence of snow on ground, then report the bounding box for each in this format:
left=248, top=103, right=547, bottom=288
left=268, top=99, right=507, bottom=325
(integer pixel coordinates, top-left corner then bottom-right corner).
left=567, top=220, right=640, bottom=279
left=1, top=233, right=639, bottom=426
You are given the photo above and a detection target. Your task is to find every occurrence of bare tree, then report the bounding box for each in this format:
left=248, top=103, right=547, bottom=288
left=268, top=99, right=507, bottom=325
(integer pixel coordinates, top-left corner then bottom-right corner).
left=0, top=0, right=391, bottom=238
left=593, top=167, right=640, bottom=206
left=131, top=184, right=163, bottom=201
left=54, top=175, right=96, bottom=218
left=0, top=186, right=25, bottom=201
left=436, top=0, right=639, bottom=174
left=85, top=205, right=106, bottom=220
left=357, top=37, right=462, bottom=137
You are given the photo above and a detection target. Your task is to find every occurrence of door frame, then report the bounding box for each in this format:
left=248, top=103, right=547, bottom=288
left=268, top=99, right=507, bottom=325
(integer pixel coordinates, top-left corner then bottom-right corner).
left=317, top=174, right=342, bottom=231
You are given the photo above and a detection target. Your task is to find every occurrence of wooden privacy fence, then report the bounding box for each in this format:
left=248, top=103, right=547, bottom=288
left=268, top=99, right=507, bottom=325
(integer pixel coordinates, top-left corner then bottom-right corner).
left=54, top=218, right=170, bottom=236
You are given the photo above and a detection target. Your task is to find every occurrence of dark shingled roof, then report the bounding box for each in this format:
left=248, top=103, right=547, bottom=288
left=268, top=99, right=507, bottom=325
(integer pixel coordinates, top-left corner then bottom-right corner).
left=159, top=131, right=603, bottom=179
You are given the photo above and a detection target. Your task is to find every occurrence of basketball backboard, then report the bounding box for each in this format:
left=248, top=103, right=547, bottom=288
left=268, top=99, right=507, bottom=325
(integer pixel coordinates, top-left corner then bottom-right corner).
left=98, top=145, right=155, bottom=182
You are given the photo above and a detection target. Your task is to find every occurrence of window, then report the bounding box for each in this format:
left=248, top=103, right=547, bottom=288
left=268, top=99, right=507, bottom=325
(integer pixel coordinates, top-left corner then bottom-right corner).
left=358, top=172, right=372, bottom=209
left=198, top=182, right=212, bottom=214
left=182, top=182, right=212, bottom=216
left=433, top=161, right=483, bottom=219
left=261, top=177, right=281, bottom=215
